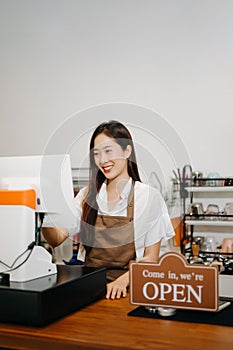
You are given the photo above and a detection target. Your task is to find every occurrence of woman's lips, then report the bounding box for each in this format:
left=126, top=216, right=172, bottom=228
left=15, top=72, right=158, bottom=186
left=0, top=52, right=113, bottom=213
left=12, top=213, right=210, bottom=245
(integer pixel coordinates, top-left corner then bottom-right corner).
left=102, top=165, right=113, bottom=173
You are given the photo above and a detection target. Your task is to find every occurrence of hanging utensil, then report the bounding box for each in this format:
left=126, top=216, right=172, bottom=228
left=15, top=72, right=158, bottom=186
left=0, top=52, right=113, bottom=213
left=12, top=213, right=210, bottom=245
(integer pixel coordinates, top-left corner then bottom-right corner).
left=182, top=164, right=193, bottom=187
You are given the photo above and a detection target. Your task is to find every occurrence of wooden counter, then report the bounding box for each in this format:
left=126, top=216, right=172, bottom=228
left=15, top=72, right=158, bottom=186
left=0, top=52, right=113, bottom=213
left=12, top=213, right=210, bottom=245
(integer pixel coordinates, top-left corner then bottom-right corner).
left=0, top=295, right=232, bottom=350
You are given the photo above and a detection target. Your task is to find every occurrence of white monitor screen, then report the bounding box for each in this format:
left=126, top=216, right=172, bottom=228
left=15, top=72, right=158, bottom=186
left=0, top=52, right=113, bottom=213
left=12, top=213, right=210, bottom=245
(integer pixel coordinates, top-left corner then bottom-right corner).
left=0, top=154, right=77, bottom=229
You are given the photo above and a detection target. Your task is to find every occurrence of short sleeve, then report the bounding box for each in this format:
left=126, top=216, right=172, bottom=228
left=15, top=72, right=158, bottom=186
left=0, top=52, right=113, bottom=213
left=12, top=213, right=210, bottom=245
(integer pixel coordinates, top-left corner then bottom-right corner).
left=134, top=182, right=175, bottom=257
left=42, top=186, right=86, bottom=237
left=67, top=187, right=87, bottom=236
left=144, top=210, right=175, bottom=247
left=145, top=189, right=174, bottom=246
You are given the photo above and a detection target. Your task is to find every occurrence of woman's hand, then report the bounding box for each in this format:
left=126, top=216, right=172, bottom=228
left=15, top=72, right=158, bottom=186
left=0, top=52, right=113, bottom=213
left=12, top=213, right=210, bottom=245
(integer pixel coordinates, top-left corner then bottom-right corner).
left=106, top=271, right=129, bottom=299
left=220, top=238, right=233, bottom=253
left=105, top=241, right=161, bottom=300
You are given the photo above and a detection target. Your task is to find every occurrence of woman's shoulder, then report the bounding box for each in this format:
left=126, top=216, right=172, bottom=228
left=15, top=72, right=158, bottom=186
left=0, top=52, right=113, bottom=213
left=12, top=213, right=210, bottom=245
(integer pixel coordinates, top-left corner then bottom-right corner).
left=134, top=181, right=165, bottom=204
left=134, top=181, right=161, bottom=195
left=74, top=186, right=88, bottom=203
left=134, top=181, right=168, bottom=215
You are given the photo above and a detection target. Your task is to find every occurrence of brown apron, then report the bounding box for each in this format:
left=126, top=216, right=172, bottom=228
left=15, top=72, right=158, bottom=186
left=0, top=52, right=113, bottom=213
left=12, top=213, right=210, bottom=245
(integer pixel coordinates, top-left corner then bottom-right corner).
left=85, top=182, right=136, bottom=281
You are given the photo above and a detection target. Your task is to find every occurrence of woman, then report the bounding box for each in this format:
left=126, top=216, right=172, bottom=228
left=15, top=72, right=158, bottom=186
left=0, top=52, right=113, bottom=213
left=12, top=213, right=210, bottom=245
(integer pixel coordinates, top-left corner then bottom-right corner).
left=42, top=121, right=174, bottom=299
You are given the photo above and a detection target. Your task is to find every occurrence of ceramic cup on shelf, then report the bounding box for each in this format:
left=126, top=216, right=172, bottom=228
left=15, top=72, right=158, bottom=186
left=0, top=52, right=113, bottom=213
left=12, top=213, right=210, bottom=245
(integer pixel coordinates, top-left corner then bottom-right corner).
left=224, top=202, right=233, bottom=221
left=192, top=171, right=204, bottom=186
left=205, top=204, right=219, bottom=220
left=207, top=172, right=221, bottom=187
left=187, top=202, right=204, bottom=216
left=204, top=237, right=216, bottom=252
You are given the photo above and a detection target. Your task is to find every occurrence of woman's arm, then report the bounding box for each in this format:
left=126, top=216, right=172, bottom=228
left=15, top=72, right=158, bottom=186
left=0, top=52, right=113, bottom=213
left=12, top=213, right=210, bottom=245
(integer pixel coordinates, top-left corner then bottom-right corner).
left=138, top=240, right=161, bottom=263
left=41, top=227, right=69, bottom=248
left=106, top=241, right=161, bottom=300
left=41, top=188, right=85, bottom=248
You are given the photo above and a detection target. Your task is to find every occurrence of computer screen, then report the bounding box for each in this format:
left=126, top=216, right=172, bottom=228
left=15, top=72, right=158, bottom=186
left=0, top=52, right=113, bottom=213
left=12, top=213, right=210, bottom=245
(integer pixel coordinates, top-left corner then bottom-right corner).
left=0, top=154, right=77, bottom=229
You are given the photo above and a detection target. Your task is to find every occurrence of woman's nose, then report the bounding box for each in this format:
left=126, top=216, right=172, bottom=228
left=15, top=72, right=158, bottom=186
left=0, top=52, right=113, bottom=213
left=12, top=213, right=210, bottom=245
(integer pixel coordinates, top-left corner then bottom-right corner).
left=99, top=152, right=108, bottom=164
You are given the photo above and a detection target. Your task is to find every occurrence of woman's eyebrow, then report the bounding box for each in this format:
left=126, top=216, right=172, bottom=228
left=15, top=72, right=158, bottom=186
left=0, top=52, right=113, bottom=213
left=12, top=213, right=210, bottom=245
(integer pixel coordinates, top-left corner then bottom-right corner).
left=94, top=145, right=113, bottom=151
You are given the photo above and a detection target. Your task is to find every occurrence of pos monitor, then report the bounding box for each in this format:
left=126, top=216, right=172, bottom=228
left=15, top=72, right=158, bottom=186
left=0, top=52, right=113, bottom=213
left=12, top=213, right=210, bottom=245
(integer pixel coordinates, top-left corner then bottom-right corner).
left=0, top=154, right=77, bottom=282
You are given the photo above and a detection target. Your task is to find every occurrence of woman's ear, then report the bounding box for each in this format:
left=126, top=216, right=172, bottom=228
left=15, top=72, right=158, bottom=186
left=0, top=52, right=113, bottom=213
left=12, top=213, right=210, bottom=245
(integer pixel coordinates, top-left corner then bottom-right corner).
left=125, top=145, right=132, bottom=159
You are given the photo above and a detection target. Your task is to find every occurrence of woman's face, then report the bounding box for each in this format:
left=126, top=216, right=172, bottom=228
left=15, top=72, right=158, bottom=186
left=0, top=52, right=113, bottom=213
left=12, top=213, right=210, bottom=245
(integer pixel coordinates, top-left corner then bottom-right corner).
left=93, top=133, right=131, bottom=182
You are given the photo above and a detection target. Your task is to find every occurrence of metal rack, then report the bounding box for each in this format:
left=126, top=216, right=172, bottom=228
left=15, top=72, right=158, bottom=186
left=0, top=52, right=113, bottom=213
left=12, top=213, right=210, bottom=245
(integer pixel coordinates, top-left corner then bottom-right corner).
left=180, top=177, right=233, bottom=263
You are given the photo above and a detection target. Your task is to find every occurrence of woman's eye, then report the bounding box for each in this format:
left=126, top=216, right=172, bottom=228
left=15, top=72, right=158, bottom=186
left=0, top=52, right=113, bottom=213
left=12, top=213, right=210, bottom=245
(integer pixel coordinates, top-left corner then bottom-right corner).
left=106, top=149, right=112, bottom=153
left=94, top=152, right=99, bottom=157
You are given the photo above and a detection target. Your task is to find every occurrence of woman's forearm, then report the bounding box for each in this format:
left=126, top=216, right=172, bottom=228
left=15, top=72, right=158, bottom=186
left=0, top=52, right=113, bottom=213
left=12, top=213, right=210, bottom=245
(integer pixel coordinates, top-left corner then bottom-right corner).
left=139, top=241, right=161, bottom=263
left=41, top=227, right=69, bottom=248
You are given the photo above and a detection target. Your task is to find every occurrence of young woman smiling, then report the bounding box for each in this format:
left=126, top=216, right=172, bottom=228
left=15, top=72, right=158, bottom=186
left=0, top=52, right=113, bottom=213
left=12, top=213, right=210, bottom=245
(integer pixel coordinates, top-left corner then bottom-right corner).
left=42, top=121, right=174, bottom=299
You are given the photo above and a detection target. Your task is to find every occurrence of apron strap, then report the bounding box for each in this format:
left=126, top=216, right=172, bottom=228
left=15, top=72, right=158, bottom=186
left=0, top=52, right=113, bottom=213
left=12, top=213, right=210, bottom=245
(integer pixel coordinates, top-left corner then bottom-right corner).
left=127, top=181, right=134, bottom=221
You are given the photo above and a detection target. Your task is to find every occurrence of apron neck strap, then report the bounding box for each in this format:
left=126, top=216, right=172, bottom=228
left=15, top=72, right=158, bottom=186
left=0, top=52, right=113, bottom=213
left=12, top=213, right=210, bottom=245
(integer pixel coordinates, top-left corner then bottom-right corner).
left=127, top=181, right=135, bottom=220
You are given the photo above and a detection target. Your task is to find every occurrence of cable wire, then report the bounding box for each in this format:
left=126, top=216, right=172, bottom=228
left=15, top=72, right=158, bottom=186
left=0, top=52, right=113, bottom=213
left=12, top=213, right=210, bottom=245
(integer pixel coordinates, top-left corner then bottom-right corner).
left=0, top=241, right=36, bottom=272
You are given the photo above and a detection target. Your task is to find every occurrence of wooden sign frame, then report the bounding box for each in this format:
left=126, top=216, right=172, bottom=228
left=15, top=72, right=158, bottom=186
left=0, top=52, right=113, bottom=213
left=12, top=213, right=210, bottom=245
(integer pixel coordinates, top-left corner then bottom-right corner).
left=130, top=252, right=219, bottom=312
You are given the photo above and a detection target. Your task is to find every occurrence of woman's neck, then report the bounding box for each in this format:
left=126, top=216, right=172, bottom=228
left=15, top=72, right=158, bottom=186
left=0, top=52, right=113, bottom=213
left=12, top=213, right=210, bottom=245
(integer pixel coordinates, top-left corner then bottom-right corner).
left=106, top=176, right=130, bottom=211
left=107, top=175, right=130, bottom=192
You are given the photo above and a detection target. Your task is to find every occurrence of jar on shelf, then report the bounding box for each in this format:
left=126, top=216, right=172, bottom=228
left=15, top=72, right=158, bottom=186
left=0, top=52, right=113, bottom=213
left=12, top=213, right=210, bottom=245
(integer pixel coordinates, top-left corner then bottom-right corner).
left=207, top=172, right=222, bottom=186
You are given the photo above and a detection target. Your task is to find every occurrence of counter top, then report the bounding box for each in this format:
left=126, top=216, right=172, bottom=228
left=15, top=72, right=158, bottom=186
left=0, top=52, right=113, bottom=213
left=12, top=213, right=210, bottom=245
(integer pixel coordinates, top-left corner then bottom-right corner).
left=0, top=294, right=232, bottom=350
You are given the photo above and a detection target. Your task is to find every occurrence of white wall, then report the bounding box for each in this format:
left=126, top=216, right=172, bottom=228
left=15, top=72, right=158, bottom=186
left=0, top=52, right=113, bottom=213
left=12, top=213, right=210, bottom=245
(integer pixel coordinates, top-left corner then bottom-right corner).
left=0, top=0, right=233, bottom=187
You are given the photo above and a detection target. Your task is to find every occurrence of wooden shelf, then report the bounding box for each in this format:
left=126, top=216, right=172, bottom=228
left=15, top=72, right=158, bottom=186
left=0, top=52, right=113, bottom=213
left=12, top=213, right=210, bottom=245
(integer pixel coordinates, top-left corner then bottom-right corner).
left=185, top=186, right=233, bottom=193
left=185, top=219, right=233, bottom=227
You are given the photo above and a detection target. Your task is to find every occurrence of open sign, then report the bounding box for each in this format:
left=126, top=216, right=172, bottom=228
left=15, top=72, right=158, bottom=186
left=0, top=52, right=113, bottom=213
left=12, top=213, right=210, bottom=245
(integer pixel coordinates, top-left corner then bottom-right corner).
left=130, top=252, right=219, bottom=312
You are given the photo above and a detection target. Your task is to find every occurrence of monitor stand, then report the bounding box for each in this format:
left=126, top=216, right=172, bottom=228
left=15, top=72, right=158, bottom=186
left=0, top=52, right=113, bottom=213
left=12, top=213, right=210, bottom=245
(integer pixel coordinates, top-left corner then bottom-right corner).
left=7, top=245, right=57, bottom=282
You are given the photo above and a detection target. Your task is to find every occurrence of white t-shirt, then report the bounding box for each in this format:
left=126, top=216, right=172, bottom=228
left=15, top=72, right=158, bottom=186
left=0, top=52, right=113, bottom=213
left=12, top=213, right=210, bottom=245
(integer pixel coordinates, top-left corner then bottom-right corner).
left=71, top=178, right=174, bottom=261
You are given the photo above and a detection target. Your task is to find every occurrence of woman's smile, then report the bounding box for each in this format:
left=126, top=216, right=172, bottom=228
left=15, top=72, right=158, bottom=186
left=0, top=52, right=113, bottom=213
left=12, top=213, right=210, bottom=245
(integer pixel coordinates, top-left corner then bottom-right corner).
left=102, top=164, right=114, bottom=173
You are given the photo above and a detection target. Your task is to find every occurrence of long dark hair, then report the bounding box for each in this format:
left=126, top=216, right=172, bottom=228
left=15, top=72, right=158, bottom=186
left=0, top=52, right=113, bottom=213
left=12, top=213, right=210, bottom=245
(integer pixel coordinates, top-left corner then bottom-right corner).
left=79, top=120, right=141, bottom=246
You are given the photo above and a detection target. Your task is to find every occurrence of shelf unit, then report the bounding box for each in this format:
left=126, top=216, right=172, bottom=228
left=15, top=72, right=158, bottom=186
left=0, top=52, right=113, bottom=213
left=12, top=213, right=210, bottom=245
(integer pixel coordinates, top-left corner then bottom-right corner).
left=181, top=179, right=233, bottom=261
